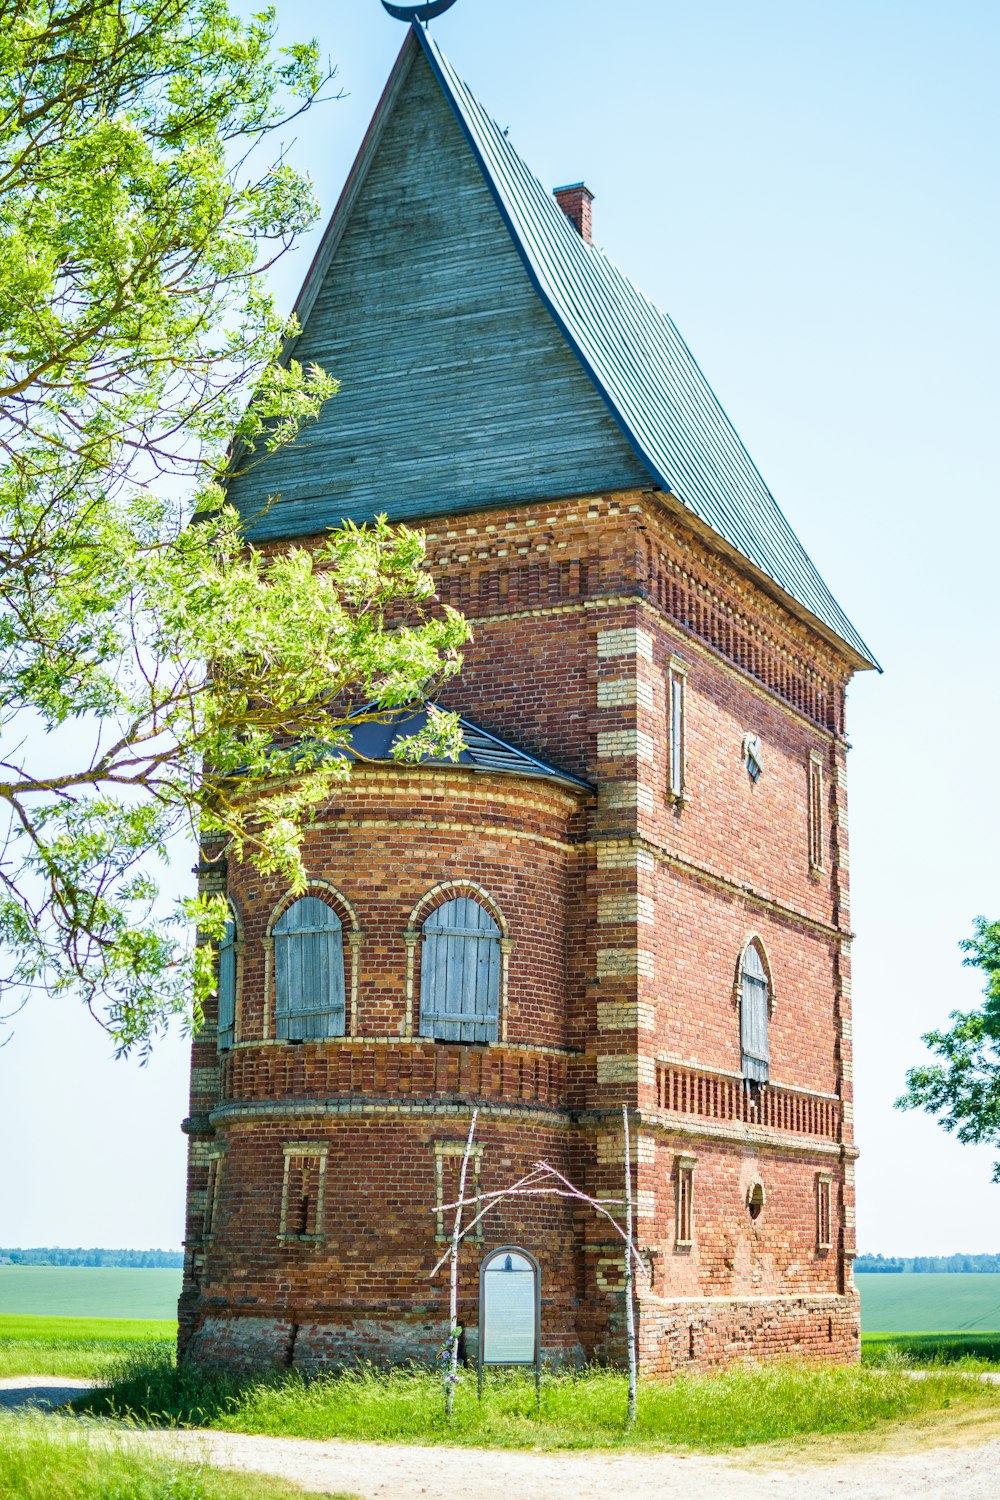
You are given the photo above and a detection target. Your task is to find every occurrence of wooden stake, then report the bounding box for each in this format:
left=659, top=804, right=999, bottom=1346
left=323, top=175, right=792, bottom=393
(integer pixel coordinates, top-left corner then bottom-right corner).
left=622, top=1103, right=637, bottom=1426
left=445, top=1108, right=478, bottom=1422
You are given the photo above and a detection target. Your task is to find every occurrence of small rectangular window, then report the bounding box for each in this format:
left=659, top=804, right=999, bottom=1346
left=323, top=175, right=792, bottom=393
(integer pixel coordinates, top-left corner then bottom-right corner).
left=434, top=1139, right=484, bottom=1241
left=667, top=660, right=687, bottom=801
left=203, top=1152, right=223, bottom=1239
left=808, top=753, right=825, bottom=872
left=675, top=1155, right=695, bottom=1247
left=816, top=1173, right=833, bottom=1250
left=279, top=1144, right=328, bottom=1240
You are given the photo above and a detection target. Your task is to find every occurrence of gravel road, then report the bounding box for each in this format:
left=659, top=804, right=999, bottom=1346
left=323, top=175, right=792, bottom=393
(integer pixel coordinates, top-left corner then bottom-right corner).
left=4, top=1374, right=1000, bottom=1500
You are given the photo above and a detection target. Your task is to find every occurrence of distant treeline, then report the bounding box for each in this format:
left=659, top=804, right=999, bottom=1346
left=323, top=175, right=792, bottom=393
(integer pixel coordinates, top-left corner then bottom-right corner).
left=0, top=1247, right=183, bottom=1268
left=856, top=1253, right=1000, bottom=1273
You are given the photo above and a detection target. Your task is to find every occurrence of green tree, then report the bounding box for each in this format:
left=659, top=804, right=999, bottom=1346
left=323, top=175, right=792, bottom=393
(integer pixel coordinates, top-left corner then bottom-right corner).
left=897, top=917, right=1000, bottom=1180
left=0, top=1, right=467, bottom=1054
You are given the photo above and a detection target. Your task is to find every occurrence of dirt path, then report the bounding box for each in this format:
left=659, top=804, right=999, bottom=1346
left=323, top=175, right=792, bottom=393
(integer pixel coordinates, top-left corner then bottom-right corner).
left=0, top=1374, right=95, bottom=1411
left=4, top=1376, right=1000, bottom=1500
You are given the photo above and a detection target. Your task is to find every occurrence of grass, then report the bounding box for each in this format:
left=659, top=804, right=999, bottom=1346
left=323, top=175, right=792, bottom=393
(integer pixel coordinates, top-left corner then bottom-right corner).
left=75, top=1347, right=1000, bottom=1453
left=0, top=1413, right=356, bottom=1500
left=0, top=1315, right=175, bottom=1380
left=856, top=1272, right=1000, bottom=1333
left=5, top=1317, right=999, bottom=1453
left=863, top=1331, right=1000, bottom=1368
left=0, top=1266, right=182, bottom=1321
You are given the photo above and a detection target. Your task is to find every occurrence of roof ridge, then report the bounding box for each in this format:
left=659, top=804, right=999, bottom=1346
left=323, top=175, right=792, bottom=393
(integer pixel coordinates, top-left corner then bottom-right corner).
left=415, top=28, right=877, bottom=670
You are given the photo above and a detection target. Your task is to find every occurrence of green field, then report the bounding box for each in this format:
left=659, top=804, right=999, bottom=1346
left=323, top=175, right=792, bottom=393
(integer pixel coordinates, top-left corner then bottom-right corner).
left=0, top=1266, right=181, bottom=1320
left=856, top=1272, right=1000, bottom=1332
left=1, top=1266, right=998, bottom=1338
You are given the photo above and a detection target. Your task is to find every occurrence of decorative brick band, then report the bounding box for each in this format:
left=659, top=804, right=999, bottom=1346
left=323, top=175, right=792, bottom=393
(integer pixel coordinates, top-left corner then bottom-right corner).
left=656, top=1059, right=842, bottom=1141
left=432, top=536, right=846, bottom=732
left=209, top=1097, right=569, bottom=1126
left=581, top=1108, right=846, bottom=1159
left=220, top=1039, right=570, bottom=1111
left=638, top=536, right=844, bottom=732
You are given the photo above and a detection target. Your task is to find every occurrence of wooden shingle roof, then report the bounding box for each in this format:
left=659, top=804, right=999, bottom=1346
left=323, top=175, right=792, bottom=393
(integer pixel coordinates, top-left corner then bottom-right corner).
left=231, top=25, right=875, bottom=671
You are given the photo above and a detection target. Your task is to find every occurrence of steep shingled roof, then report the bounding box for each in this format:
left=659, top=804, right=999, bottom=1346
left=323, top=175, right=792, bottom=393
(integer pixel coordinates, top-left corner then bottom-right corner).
left=411, top=28, right=875, bottom=668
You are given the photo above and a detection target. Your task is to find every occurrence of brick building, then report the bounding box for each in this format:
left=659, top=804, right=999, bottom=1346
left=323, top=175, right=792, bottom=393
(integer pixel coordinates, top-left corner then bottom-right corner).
left=179, top=23, right=877, bottom=1374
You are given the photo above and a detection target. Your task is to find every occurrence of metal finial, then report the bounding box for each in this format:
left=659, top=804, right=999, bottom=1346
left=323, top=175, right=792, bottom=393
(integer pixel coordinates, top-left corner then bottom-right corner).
left=381, top=0, right=460, bottom=23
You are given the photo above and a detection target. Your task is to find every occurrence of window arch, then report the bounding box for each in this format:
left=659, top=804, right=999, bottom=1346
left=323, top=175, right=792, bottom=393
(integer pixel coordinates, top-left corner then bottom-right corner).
left=217, top=911, right=238, bottom=1053
left=273, top=896, right=346, bottom=1041
left=739, top=941, right=770, bottom=1084
left=419, top=896, right=501, bottom=1044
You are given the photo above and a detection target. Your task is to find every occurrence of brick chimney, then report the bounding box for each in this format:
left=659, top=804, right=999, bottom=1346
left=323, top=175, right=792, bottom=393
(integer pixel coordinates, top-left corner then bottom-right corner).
left=553, top=182, right=594, bottom=243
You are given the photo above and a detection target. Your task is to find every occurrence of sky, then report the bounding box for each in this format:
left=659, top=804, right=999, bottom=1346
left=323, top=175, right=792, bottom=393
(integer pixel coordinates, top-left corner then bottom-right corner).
left=2, top=0, right=998, bottom=1257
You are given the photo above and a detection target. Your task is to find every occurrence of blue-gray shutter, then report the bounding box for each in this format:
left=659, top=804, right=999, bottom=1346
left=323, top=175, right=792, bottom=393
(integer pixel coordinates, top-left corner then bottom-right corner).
left=740, top=944, right=770, bottom=1083
left=217, top=919, right=236, bottom=1052
left=274, top=896, right=346, bottom=1040
left=419, top=897, right=500, bottom=1044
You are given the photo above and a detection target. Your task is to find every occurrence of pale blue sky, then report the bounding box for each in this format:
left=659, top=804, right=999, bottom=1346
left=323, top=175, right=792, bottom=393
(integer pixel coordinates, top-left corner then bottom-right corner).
left=2, top=0, right=998, bottom=1255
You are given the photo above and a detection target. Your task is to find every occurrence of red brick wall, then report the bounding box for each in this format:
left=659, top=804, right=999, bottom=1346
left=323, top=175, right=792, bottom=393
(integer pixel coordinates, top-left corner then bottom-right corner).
left=179, top=486, right=862, bottom=1374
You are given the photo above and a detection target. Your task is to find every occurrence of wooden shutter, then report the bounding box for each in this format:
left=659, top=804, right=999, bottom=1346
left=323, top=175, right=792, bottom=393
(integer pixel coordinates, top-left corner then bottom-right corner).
left=419, top=897, right=501, bottom=1044
left=217, top=920, right=236, bottom=1052
left=740, top=944, right=770, bottom=1083
left=274, top=897, right=346, bottom=1040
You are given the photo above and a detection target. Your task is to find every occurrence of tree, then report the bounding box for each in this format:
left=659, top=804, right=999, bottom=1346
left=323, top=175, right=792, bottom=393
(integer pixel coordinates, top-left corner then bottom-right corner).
left=0, top=1, right=468, bottom=1053
left=897, top=917, right=1000, bottom=1180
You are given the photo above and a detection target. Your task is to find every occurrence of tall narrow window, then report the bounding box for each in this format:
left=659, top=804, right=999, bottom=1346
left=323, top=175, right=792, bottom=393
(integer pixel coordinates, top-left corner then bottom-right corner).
left=433, top=1139, right=484, bottom=1241
left=808, top=753, right=825, bottom=871
left=203, top=1152, right=223, bottom=1239
left=743, top=733, right=764, bottom=783
left=419, top=897, right=501, bottom=1044
left=667, top=660, right=687, bottom=801
left=816, top=1173, right=833, bottom=1250
left=675, top=1156, right=695, bottom=1247
left=274, top=896, right=345, bottom=1041
left=217, top=917, right=237, bottom=1052
left=279, top=1145, right=328, bottom=1240
left=740, top=942, right=770, bottom=1085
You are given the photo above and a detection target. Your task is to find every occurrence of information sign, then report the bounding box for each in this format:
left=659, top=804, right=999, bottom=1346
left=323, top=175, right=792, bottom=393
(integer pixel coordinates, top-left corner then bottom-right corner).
left=478, top=1247, right=540, bottom=1397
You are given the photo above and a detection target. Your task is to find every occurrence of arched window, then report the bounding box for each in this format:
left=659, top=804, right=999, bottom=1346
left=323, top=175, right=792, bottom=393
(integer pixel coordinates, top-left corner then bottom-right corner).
left=419, top=897, right=501, bottom=1044
left=274, top=896, right=346, bottom=1041
left=217, top=915, right=237, bottom=1052
left=740, top=943, right=770, bottom=1084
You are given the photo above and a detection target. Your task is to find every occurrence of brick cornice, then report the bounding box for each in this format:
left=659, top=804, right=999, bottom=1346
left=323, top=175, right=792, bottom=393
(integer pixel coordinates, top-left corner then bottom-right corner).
left=580, top=1106, right=846, bottom=1159
left=468, top=593, right=848, bottom=741
left=208, top=1097, right=571, bottom=1127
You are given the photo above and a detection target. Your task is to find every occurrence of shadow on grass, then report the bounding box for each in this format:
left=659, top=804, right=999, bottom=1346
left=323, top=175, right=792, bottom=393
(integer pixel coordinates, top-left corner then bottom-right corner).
left=76, top=1346, right=263, bottom=1428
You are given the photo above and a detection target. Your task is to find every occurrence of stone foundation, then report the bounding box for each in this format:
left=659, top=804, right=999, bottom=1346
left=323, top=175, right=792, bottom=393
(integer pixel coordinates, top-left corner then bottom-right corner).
left=181, top=1293, right=858, bottom=1377
left=181, top=1309, right=586, bottom=1374
left=638, top=1292, right=861, bottom=1374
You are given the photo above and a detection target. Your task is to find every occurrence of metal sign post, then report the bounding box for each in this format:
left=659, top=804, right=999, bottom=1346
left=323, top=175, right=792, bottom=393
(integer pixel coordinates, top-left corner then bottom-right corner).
left=477, top=1246, right=541, bottom=1403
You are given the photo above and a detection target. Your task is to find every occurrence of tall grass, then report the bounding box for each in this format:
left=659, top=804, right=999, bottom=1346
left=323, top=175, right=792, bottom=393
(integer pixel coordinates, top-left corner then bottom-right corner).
left=0, top=1414, right=354, bottom=1499
left=863, top=1332, right=1000, bottom=1369
left=83, top=1347, right=1000, bottom=1452
left=0, top=1324, right=174, bottom=1380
